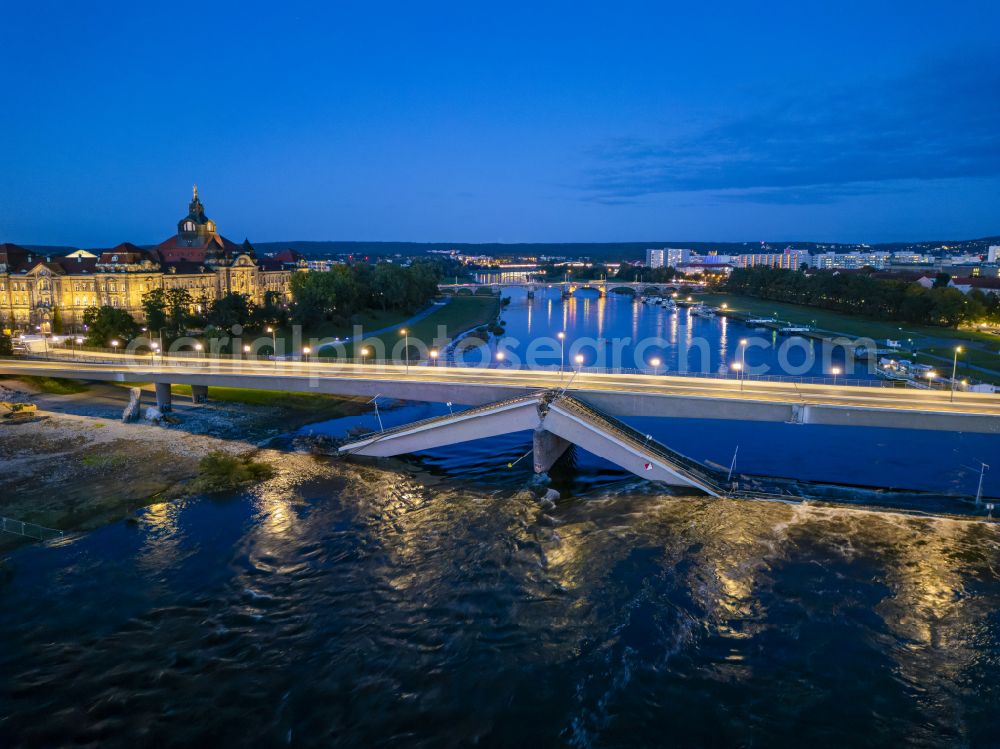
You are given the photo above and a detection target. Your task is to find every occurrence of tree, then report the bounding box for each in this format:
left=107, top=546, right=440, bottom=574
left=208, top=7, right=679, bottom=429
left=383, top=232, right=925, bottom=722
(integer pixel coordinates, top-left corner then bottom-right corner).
left=254, top=290, right=288, bottom=328
left=141, top=288, right=169, bottom=333
left=933, top=272, right=952, bottom=289
left=0, top=334, right=12, bottom=356
left=50, top=306, right=64, bottom=334
left=207, top=292, right=255, bottom=330
left=82, top=306, right=139, bottom=347
left=165, top=288, right=193, bottom=334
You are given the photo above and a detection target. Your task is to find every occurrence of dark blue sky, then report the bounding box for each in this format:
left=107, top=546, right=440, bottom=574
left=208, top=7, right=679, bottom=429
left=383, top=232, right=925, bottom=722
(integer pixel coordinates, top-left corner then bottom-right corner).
left=3, top=0, right=999, bottom=246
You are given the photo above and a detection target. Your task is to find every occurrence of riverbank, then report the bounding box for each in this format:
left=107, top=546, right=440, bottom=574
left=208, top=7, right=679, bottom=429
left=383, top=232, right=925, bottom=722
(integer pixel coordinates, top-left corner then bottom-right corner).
left=699, top=291, right=996, bottom=344
left=0, top=378, right=369, bottom=549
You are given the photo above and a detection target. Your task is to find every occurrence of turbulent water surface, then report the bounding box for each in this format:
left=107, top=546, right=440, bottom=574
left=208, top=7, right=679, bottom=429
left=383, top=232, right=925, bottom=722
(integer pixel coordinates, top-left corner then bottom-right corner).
left=2, top=465, right=1000, bottom=747
left=2, top=288, right=1000, bottom=747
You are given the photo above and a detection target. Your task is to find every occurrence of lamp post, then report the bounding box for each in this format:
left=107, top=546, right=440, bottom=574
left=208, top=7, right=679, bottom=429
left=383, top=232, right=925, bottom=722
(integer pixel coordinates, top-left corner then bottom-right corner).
left=739, top=338, right=747, bottom=378
left=731, top=361, right=743, bottom=391
left=73, top=336, right=83, bottom=360
left=430, top=349, right=439, bottom=366
left=266, top=326, right=277, bottom=368
left=495, top=351, right=505, bottom=367
left=360, top=347, right=370, bottom=366
left=926, top=370, right=937, bottom=389
left=302, top=345, right=311, bottom=363
left=574, top=353, right=584, bottom=372
left=111, top=339, right=119, bottom=357
left=951, top=346, right=963, bottom=402
left=151, top=341, right=159, bottom=363
left=649, top=356, right=661, bottom=376
left=831, top=366, right=842, bottom=386
left=195, top=342, right=203, bottom=363
left=557, top=331, right=566, bottom=379
left=243, top=344, right=251, bottom=361
left=400, top=328, right=409, bottom=372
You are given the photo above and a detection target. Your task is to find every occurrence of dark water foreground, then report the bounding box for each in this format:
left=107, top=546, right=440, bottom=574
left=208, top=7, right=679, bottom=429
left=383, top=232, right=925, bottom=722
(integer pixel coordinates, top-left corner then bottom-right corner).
left=2, top=459, right=999, bottom=748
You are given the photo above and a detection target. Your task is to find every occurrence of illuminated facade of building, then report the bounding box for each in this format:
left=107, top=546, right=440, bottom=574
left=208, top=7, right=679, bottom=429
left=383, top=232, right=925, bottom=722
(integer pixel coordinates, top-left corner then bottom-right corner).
left=0, top=188, right=305, bottom=333
left=733, top=252, right=802, bottom=270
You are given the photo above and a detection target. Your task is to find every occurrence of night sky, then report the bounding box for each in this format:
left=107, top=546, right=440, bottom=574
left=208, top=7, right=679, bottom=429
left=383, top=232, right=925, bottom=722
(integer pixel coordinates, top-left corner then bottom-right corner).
left=3, top=0, right=999, bottom=247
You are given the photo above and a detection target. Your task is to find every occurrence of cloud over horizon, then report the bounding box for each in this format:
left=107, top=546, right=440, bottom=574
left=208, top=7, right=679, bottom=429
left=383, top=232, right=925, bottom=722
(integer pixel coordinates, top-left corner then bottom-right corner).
left=582, top=53, right=1000, bottom=205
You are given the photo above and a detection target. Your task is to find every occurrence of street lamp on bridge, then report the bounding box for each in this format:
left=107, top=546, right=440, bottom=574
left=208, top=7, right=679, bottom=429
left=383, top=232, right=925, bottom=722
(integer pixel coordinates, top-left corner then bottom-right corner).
left=951, top=346, right=963, bottom=402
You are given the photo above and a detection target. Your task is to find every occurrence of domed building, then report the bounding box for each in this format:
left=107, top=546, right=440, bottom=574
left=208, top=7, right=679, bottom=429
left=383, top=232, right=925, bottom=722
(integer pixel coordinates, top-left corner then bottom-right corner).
left=0, top=188, right=306, bottom=333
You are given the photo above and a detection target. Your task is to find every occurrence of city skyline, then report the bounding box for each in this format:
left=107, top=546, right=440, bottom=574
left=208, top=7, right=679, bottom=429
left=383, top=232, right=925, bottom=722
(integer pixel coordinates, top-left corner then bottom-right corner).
left=3, top=1, right=1000, bottom=246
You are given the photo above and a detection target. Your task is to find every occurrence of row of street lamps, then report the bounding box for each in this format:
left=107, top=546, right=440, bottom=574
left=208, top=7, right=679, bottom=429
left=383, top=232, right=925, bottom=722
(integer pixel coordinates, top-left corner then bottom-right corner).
left=104, top=326, right=969, bottom=397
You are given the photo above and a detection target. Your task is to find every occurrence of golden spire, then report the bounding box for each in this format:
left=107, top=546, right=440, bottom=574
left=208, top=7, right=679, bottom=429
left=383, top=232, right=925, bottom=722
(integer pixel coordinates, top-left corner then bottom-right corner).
left=193, top=183, right=199, bottom=201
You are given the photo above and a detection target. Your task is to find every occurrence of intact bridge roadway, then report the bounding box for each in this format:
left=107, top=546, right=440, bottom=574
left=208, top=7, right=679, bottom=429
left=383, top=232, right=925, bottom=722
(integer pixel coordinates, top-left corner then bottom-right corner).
left=1, top=354, right=998, bottom=433
left=2, top=354, right=998, bottom=494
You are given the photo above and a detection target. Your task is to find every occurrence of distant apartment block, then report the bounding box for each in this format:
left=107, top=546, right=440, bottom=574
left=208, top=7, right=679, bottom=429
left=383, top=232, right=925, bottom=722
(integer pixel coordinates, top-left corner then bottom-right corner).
left=810, top=252, right=891, bottom=270
left=646, top=248, right=691, bottom=268
left=989, top=245, right=1000, bottom=263
left=734, top=252, right=801, bottom=270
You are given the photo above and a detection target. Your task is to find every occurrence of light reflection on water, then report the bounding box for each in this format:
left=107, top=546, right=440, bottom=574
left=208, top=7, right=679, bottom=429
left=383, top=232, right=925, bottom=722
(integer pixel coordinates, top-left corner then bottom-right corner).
left=1, top=468, right=998, bottom=747
left=482, top=287, right=870, bottom=377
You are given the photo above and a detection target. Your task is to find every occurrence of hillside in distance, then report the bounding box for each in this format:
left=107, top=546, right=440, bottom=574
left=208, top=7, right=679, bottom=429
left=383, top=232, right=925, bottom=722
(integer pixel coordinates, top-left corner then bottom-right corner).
left=17, top=236, right=998, bottom=261
left=252, top=237, right=1000, bottom=261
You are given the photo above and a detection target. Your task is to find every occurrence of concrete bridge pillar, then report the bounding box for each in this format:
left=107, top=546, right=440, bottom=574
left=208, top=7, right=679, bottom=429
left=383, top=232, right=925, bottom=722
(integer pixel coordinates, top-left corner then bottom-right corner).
left=533, top=428, right=571, bottom=473
left=191, top=385, right=208, bottom=404
left=154, top=382, right=172, bottom=413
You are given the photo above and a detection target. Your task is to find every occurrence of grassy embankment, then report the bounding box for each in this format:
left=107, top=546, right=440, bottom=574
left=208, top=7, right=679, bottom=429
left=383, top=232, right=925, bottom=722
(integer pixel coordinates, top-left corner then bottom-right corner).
left=346, top=295, right=500, bottom=358
left=699, top=292, right=1000, bottom=383
left=280, top=308, right=414, bottom=347
left=10, top=376, right=89, bottom=395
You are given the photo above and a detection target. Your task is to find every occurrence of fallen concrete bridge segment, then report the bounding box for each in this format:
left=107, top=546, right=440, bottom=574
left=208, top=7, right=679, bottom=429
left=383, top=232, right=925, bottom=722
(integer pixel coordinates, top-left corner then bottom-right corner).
left=338, top=390, right=725, bottom=495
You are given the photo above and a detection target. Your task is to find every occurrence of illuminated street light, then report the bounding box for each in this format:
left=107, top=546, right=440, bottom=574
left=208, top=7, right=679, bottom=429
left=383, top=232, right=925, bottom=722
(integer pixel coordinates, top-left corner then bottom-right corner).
left=831, top=366, right=842, bottom=385
left=951, top=346, right=963, bottom=402
left=731, top=361, right=744, bottom=391
left=495, top=351, right=506, bottom=365
left=302, top=345, right=312, bottom=362
left=649, top=356, right=661, bottom=376
left=360, top=346, right=370, bottom=365
left=574, top=353, right=584, bottom=371
left=400, top=328, right=409, bottom=372
left=266, top=325, right=277, bottom=367
left=111, top=339, right=119, bottom=355
left=430, top=348, right=439, bottom=366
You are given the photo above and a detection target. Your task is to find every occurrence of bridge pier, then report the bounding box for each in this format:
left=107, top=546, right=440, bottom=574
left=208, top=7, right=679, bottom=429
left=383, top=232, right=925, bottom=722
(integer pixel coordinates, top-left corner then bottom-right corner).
left=154, top=382, right=172, bottom=413
left=533, top=428, right=571, bottom=473
left=191, top=385, right=208, bottom=404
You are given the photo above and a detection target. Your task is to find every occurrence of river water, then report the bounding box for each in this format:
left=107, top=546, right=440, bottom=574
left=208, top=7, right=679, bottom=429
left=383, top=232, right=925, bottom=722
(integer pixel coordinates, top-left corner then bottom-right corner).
left=2, top=288, right=1000, bottom=747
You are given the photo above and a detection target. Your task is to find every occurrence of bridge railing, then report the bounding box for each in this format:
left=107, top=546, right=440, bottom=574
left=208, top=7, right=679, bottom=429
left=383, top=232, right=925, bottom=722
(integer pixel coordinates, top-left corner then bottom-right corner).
left=1, top=516, right=65, bottom=541
left=551, top=395, right=729, bottom=493
left=341, top=391, right=548, bottom=447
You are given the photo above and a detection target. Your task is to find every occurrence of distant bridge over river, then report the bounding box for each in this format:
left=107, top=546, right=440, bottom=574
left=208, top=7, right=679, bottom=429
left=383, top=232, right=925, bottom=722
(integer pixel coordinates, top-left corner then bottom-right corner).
left=439, top=279, right=706, bottom=298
